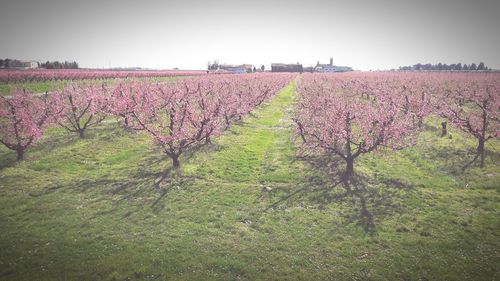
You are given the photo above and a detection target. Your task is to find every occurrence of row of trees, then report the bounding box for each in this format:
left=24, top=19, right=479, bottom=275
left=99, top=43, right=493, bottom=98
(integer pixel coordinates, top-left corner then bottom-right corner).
left=0, top=69, right=206, bottom=83
left=0, top=73, right=293, bottom=167
left=293, top=72, right=499, bottom=182
left=207, top=60, right=266, bottom=72
left=399, top=62, right=490, bottom=71
left=39, top=61, right=79, bottom=69
left=0, top=59, right=79, bottom=69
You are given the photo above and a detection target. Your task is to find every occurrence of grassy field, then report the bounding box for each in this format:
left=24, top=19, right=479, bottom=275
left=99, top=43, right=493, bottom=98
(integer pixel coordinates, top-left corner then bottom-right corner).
left=0, top=83, right=499, bottom=280
left=0, top=76, right=191, bottom=96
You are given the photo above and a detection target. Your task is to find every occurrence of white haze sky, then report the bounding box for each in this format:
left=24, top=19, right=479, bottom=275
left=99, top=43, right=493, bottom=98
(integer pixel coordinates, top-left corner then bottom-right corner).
left=0, top=0, right=499, bottom=70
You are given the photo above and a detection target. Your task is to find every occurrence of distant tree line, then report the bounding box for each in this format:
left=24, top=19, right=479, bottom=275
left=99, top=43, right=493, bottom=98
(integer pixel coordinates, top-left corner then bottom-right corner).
left=399, top=62, right=489, bottom=71
left=40, top=61, right=79, bottom=69
left=0, top=58, right=79, bottom=69
left=0, top=58, right=31, bottom=68
left=207, top=60, right=220, bottom=70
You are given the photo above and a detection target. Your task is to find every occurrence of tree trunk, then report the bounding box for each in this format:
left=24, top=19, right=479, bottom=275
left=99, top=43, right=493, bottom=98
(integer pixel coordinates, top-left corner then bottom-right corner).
left=16, top=148, right=24, bottom=161
left=172, top=154, right=180, bottom=168
left=344, top=114, right=354, bottom=182
left=78, top=129, right=85, bottom=138
left=417, top=117, right=423, bottom=128
left=345, top=157, right=354, bottom=182
left=441, top=121, right=447, bottom=137
left=477, top=138, right=485, bottom=168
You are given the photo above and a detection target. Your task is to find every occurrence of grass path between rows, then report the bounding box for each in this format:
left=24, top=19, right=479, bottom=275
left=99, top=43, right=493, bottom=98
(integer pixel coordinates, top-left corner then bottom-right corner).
left=0, top=82, right=499, bottom=280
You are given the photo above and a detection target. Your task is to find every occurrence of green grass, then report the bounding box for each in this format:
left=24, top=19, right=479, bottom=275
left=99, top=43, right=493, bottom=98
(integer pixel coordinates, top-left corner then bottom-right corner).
left=0, top=82, right=499, bottom=280
left=0, top=76, right=191, bottom=96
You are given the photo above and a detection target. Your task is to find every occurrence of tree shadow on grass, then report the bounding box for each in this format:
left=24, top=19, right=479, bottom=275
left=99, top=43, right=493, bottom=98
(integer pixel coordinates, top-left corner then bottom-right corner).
left=0, top=122, right=129, bottom=171
left=101, top=156, right=198, bottom=214
left=0, top=133, right=80, bottom=171
left=414, top=140, right=500, bottom=175
left=0, top=151, right=16, bottom=170
left=24, top=149, right=197, bottom=215
left=253, top=153, right=414, bottom=236
left=150, top=173, right=197, bottom=213
left=181, top=141, right=227, bottom=163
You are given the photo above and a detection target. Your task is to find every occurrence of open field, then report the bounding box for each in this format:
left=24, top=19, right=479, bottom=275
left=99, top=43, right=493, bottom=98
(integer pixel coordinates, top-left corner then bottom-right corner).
left=0, top=76, right=192, bottom=96
left=0, top=82, right=499, bottom=280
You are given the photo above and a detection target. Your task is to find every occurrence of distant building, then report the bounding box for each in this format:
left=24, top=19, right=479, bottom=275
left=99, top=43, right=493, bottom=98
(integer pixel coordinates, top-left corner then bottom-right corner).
left=1, top=59, right=39, bottom=69
left=218, top=64, right=254, bottom=74
left=315, top=58, right=352, bottom=72
left=19, top=60, right=39, bottom=69
left=271, top=63, right=303, bottom=72
left=241, top=64, right=255, bottom=72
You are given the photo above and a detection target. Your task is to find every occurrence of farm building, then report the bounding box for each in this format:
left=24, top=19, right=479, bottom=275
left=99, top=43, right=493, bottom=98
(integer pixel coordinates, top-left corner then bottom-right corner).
left=315, top=58, right=352, bottom=72
left=271, top=63, right=303, bottom=72
left=218, top=64, right=254, bottom=73
left=0, top=59, right=39, bottom=69
left=19, top=60, right=39, bottom=69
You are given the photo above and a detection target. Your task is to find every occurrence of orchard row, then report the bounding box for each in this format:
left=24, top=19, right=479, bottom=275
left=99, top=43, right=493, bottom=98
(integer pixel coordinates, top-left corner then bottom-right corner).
left=0, top=73, right=294, bottom=165
left=0, top=69, right=207, bottom=83
left=293, top=72, right=499, bottom=181
left=1, top=72, right=498, bottom=175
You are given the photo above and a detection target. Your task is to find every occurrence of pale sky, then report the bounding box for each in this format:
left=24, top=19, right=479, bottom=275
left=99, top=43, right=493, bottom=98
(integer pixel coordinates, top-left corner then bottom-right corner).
left=1, top=0, right=499, bottom=70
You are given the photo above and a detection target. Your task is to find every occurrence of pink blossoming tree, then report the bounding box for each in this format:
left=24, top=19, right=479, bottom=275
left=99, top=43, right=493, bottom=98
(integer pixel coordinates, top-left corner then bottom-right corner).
left=50, top=84, right=108, bottom=138
left=294, top=74, right=416, bottom=182
left=0, top=91, right=51, bottom=160
left=439, top=74, right=499, bottom=168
